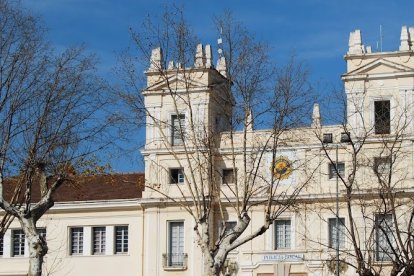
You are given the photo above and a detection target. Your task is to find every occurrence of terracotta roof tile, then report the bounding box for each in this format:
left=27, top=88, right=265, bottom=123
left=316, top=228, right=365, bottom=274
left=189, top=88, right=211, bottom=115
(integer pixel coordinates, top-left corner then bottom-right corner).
left=3, top=173, right=145, bottom=203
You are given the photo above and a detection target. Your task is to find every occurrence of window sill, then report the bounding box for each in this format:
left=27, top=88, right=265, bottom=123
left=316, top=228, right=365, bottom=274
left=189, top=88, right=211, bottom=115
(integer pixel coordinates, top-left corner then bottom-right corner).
left=69, top=254, right=130, bottom=257
left=373, top=260, right=393, bottom=266
left=163, top=266, right=187, bottom=271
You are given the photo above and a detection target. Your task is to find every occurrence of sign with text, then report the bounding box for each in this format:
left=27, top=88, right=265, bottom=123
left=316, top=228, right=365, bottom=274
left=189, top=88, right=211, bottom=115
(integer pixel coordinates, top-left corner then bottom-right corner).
left=262, top=254, right=304, bottom=262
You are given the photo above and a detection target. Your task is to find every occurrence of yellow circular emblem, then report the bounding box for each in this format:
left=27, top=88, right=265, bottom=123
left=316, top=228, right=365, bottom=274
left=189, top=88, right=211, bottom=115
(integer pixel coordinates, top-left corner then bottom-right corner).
left=272, top=156, right=292, bottom=180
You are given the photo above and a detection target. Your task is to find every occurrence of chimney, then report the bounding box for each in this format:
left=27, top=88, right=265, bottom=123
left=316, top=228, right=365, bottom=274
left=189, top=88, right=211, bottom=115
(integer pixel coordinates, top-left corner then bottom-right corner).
left=149, top=47, right=163, bottom=71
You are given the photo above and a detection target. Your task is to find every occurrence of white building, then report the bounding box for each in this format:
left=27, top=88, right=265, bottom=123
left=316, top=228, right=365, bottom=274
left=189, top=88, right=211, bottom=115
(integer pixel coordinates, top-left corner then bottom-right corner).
left=0, top=174, right=145, bottom=276
left=2, top=26, right=414, bottom=276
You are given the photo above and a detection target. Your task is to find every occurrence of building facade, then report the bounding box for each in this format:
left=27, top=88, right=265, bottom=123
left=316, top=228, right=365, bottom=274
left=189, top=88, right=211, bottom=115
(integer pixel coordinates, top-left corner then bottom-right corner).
left=0, top=174, right=145, bottom=276
left=1, top=26, right=414, bottom=276
left=140, top=26, right=414, bottom=276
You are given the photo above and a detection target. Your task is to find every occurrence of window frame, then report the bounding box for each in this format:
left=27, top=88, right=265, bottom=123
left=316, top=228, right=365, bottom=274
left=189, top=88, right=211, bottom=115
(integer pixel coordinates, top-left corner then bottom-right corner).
left=0, top=234, right=3, bottom=257
left=328, top=162, right=345, bottom=180
left=222, top=168, right=236, bottom=185
left=322, top=133, right=333, bottom=143
left=169, top=168, right=185, bottom=184
left=375, top=213, right=394, bottom=262
left=171, top=114, right=186, bottom=146
left=12, top=229, right=25, bottom=257
left=328, top=217, right=346, bottom=249
left=373, top=156, right=391, bottom=176
left=167, top=221, right=185, bottom=267
left=374, top=100, right=391, bottom=135
left=92, top=226, right=106, bottom=255
left=115, top=225, right=129, bottom=254
left=274, top=219, right=292, bottom=250
left=220, top=221, right=237, bottom=237
left=70, top=227, right=84, bottom=255
left=38, top=228, right=46, bottom=240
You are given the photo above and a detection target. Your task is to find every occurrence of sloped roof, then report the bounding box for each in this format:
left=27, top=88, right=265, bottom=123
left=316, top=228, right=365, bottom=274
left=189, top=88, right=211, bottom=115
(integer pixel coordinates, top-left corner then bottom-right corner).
left=3, top=173, right=145, bottom=203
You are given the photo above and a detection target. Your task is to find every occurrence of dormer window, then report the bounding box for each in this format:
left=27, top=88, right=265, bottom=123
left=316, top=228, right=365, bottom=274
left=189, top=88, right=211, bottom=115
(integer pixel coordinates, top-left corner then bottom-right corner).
left=374, top=101, right=390, bottom=134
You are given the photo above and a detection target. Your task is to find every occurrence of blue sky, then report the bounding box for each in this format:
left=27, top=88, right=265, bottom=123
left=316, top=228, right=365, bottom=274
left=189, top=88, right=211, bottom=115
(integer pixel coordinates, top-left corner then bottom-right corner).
left=21, top=0, right=414, bottom=172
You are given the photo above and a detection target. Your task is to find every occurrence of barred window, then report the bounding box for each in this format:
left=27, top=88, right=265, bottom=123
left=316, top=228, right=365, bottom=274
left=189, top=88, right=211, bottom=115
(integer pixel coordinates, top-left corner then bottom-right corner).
left=115, top=226, right=128, bottom=254
left=168, top=221, right=184, bottom=267
left=70, top=227, right=83, bottom=255
left=171, top=114, right=185, bottom=145
left=93, top=227, right=106, bottom=255
left=0, top=234, right=3, bottom=256
left=275, top=219, right=291, bottom=249
left=12, top=230, right=25, bottom=257
left=328, top=162, right=345, bottom=179
left=328, top=218, right=345, bottom=249
left=374, top=100, right=390, bottom=134
left=376, top=214, right=394, bottom=262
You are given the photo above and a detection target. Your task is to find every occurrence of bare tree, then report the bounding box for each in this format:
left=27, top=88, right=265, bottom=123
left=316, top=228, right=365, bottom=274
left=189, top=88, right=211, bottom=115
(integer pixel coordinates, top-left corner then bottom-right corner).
left=0, top=1, right=110, bottom=275
left=313, top=82, right=414, bottom=276
left=119, top=7, right=317, bottom=275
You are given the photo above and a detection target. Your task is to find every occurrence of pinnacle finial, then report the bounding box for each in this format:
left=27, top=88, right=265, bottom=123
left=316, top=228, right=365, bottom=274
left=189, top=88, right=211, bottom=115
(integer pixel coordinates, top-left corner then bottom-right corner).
left=409, top=27, right=414, bottom=47
left=400, top=26, right=410, bottom=51
left=149, top=47, right=163, bottom=71
left=348, top=30, right=363, bottom=55
left=205, top=44, right=213, bottom=68
left=217, top=56, right=227, bottom=77
left=194, top=44, right=205, bottom=68
left=312, top=103, right=321, bottom=128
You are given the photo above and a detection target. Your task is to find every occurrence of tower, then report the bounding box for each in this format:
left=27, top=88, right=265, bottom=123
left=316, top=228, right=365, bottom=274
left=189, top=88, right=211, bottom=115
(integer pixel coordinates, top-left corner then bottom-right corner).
left=141, top=44, right=232, bottom=197
left=342, top=27, right=414, bottom=137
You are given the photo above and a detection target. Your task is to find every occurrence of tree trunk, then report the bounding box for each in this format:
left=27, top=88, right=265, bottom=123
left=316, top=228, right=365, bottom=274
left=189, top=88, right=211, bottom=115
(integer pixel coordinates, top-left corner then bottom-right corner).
left=203, top=260, right=221, bottom=276
left=202, top=248, right=222, bottom=276
left=19, top=217, right=48, bottom=276
left=27, top=232, right=47, bottom=276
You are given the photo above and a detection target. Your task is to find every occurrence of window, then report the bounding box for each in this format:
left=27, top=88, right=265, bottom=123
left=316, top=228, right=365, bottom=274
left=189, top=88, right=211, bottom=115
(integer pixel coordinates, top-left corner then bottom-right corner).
left=38, top=228, right=46, bottom=240
left=328, top=218, right=345, bottom=249
left=170, top=168, right=184, bottom=184
left=376, top=214, right=393, bottom=261
left=221, top=221, right=237, bottom=237
left=275, top=219, right=291, bottom=249
left=222, top=169, right=236, bottom=184
left=115, top=226, right=128, bottom=254
left=70, top=227, right=83, bottom=255
left=93, top=227, right=106, bottom=255
left=168, top=221, right=184, bottom=267
left=374, top=100, right=390, bottom=134
left=374, top=157, right=391, bottom=176
left=340, top=132, right=351, bottom=142
left=328, top=162, right=345, bottom=179
left=12, top=230, right=25, bottom=257
left=323, top=133, right=333, bottom=143
left=171, top=114, right=185, bottom=145
left=0, top=235, right=3, bottom=256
